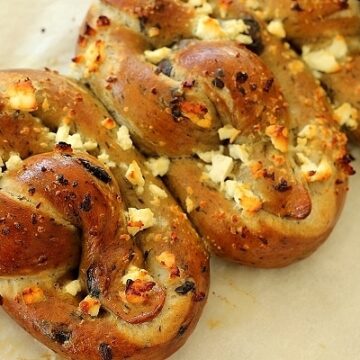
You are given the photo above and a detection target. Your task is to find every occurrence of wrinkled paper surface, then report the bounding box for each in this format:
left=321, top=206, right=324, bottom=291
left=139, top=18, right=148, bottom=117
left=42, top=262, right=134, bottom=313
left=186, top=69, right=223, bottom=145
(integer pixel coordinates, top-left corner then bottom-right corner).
left=1, top=1, right=360, bottom=359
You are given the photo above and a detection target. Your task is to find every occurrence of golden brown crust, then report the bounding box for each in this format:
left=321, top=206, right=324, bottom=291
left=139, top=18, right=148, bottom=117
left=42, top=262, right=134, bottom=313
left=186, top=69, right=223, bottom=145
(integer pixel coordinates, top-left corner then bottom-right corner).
left=74, top=0, right=352, bottom=267
left=0, top=69, right=209, bottom=360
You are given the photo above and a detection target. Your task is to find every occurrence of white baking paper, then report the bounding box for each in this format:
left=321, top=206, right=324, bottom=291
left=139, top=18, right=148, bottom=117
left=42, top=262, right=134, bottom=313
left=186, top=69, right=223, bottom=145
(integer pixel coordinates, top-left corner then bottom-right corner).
left=0, top=1, right=360, bottom=359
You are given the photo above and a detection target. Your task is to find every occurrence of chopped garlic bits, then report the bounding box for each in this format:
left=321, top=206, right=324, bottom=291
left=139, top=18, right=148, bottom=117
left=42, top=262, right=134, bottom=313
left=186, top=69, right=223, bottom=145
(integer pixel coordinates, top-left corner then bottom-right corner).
left=127, top=208, right=155, bottom=236
left=7, top=79, right=38, bottom=111
left=145, top=157, right=170, bottom=177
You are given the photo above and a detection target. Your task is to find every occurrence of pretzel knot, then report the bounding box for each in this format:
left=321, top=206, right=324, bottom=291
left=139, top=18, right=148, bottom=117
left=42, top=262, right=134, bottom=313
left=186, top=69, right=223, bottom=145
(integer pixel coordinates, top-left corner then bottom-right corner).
left=74, top=0, right=353, bottom=267
left=0, top=70, right=209, bottom=360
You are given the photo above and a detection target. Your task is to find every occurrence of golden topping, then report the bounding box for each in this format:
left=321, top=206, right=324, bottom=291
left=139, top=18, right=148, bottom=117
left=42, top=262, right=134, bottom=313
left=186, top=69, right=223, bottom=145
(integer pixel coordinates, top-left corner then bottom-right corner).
left=127, top=208, right=155, bottom=236
left=22, top=286, right=46, bottom=305
left=144, top=47, right=171, bottom=64
left=224, top=180, right=262, bottom=213
left=297, top=154, right=333, bottom=182
left=101, top=117, right=116, bottom=129
left=84, top=40, right=105, bottom=75
left=334, top=103, right=358, bottom=130
left=156, top=251, right=180, bottom=278
left=265, top=125, right=289, bottom=153
left=180, top=101, right=212, bottom=128
left=7, top=79, right=38, bottom=111
left=79, top=295, right=101, bottom=317
left=124, top=279, right=156, bottom=304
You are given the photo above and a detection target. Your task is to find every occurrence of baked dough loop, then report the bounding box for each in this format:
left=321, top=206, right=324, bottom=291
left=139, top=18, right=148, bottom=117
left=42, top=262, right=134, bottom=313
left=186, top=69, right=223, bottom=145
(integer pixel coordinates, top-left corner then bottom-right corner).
left=74, top=0, right=354, bottom=267
left=245, top=0, right=360, bottom=141
left=0, top=70, right=209, bottom=360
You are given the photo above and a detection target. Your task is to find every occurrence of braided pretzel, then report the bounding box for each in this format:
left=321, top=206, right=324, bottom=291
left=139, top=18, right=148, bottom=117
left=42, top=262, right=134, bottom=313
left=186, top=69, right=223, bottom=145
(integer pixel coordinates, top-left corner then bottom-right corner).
left=239, top=0, right=360, bottom=141
left=0, top=69, right=209, bottom=360
left=73, top=0, right=353, bottom=268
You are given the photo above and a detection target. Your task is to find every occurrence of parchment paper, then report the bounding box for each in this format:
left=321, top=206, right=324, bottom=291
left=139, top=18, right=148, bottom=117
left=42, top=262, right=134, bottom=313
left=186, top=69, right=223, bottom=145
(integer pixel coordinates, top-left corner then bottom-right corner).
left=1, top=1, right=360, bottom=359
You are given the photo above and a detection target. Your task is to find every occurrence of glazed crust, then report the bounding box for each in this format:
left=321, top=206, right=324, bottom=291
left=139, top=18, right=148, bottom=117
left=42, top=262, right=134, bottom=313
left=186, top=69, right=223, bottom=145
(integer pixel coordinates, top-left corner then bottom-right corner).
left=74, top=0, right=352, bottom=267
left=0, top=69, right=209, bottom=360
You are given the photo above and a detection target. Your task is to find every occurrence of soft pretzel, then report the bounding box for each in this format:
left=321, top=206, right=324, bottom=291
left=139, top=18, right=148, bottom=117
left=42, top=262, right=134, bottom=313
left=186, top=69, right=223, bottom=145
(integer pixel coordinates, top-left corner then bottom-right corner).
left=0, top=69, right=209, bottom=360
left=73, top=0, right=353, bottom=267
left=241, top=0, right=360, bottom=141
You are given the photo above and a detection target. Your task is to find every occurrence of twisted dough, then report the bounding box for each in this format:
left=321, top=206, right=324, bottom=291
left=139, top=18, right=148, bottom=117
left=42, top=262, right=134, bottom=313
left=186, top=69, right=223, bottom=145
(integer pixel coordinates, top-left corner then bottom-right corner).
left=74, top=0, right=353, bottom=267
left=242, top=0, right=360, bottom=141
left=0, top=70, right=209, bottom=360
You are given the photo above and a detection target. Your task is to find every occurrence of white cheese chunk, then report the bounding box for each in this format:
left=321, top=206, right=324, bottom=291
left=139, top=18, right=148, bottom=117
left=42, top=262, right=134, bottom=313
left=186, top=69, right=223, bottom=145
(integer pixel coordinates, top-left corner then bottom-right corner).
left=97, top=150, right=116, bottom=168
left=208, top=154, right=234, bottom=183
left=196, top=146, right=224, bottom=163
left=224, top=180, right=262, bottom=212
left=127, top=208, right=155, bottom=236
left=185, top=196, right=195, bottom=213
left=229, top=144, right=250, bottom=163
left=297, top=153, right=332, bottom=182
left=328, top=35, right=348, bottom=59
left=116, top=125, right=133, bottom=150
left=7, top=80, right=37, bottom=111
left=145, top=157, right=170, bottom=177
left=218, top=125, right=240, bottom=143
left=5, top=153, right=23, bottom=171
left=334, top=103, right=358, bottom=130
left=121, top=265, right=154, bottom=285
left=64, top=280, right=82, bottom=296
left=302, top=37, right=347, bottom=74
left=55, top=124, right=98, bottom=152
left=149, top=183, right=168, bottom=199
left=144, top=47, right=171, bottom=64
left=125, top=161, right=145, bottom=194
left=267, top=19, right=286, bottom=38
left=79, top=295, right=101, bottom=317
